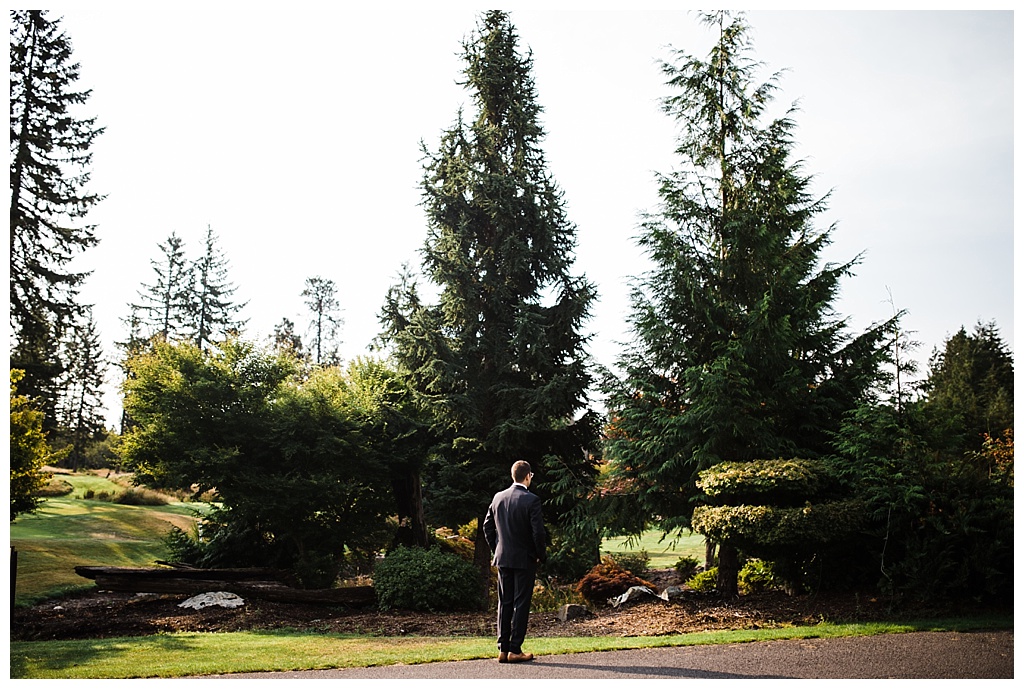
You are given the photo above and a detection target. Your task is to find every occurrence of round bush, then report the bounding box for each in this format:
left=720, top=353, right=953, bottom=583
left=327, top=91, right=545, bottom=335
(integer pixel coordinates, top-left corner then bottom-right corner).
left=373, top=546, right=484, bottom=612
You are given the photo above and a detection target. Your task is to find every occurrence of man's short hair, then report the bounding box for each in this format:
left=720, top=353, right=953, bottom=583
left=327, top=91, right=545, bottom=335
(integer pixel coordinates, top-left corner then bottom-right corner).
left=511, top=460, right=532, bottom=482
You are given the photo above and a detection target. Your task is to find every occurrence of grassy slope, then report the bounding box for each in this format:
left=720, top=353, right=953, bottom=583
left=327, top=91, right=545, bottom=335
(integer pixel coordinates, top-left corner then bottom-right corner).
left=10, top=473, right=204, bottom=605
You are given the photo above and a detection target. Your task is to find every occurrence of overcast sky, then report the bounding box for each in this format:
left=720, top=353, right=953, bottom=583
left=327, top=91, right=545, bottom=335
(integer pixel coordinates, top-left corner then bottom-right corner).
left=32, top=6, right=1014, bottom=427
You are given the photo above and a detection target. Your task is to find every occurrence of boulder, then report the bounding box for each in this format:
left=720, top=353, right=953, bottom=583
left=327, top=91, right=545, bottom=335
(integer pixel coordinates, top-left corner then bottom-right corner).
left=178, top=591, right=245, bottom=610
left=557, top=603, right=591, bottom=622
left=658, top=585, right=687, bottom=602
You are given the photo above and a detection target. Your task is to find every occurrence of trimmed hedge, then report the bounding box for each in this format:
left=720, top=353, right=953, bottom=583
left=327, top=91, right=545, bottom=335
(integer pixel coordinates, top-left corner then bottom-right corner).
left=695, top=458, right=838, bottom=505
left=691, top=499, right=866, bottom=552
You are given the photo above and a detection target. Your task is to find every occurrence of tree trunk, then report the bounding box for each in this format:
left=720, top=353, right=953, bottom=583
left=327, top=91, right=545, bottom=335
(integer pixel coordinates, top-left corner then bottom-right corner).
left=390, top=469, right=429, bottom=548
left=474, top=512, right=493, bottom=611
left=717, top=543, right=740, bottom=598
left=704, top=538, right=718, bottom=570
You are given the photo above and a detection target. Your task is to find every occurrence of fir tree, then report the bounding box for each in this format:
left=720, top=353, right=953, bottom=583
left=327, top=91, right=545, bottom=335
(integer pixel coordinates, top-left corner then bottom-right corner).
left=380, top=11, right=601, bottom=589
left=601, top=12, right=895, bottom=596
left=188, top=224, right=247, bottom=349
left=133, top=231, right=192, bottom=341
left=55, top=308, right=107, bottom=469
left=10, top=9, right=104, bottom=398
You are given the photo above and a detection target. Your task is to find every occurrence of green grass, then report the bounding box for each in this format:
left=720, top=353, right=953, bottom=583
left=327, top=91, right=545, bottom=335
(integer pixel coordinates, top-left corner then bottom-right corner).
left=11, top=474, right=206, bottom=605
left=11, top=616, right=1012, bottom=679
left=602, top=529, right=705, bottom=568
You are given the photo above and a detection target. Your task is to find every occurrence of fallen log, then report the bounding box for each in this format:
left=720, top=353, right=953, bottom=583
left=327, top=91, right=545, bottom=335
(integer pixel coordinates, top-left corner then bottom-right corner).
left=75, top=565, right=292, bottom=582
left=74, top=566, right=376, bottom=606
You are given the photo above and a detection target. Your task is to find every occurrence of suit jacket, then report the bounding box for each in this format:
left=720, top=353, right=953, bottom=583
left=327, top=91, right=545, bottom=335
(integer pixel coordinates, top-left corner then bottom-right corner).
left=483, top=483, right=546, bottom=569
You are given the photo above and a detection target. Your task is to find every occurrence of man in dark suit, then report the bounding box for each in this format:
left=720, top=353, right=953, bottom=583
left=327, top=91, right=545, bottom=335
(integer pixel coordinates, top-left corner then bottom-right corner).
left=483, top=460, right=546, bottom=664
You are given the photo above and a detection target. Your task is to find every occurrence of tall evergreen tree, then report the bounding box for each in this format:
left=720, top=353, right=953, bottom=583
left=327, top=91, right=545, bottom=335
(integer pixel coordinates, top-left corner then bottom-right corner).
left=302, top=276, right=342, bottom=366
left=133, top=231, right=192, bottom=341
left=187, top=224, right=247, bottom=349
left=10, top=9, right=104, bottom=398
left=380, top=11, right=601, bottom=589
left=55, top=308, right=107, bottom=469
left=922, top=321, right=1013, bottom=451
left=601, top=12, right=895, bottom=596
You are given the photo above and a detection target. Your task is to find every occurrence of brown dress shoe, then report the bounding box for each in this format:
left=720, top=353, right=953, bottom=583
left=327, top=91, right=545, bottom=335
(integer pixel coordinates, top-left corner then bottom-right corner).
left=506, top=652, right=535, bottom=663
left=498, top=652, right=509, bottom=663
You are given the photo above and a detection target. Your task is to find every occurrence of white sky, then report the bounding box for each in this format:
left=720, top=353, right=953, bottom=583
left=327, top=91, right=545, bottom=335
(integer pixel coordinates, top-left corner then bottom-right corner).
left=28, top=5, right=1015, bottom=428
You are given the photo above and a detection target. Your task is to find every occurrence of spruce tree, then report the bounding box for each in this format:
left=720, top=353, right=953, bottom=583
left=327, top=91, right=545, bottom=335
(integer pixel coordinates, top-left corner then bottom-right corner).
left=601, top=12, right=895, bottom=596
left=55, top=308, right=107, bottom=469
left=133, top=232, right=192, bottom=341
left=380, top=11, right=601, bottom=588
left=10, top=9, right=104, bottom=398
left=188, top=224, right=247, bottom=349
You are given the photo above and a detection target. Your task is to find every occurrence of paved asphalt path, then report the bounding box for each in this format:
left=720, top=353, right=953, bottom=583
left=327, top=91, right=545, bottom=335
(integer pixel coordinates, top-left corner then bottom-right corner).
left=203, top=630, right=1013, bottom=679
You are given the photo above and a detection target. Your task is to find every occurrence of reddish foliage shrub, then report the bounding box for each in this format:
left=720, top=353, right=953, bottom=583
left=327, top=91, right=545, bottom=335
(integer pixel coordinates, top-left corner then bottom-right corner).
left=574, top=555, right=656, bottom=604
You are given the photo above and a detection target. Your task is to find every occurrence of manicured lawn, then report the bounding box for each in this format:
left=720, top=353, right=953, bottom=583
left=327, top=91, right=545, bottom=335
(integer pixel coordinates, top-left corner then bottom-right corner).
left=11, top=473, right=205, bottom=605
left=602, top=529, right=704, bottom=568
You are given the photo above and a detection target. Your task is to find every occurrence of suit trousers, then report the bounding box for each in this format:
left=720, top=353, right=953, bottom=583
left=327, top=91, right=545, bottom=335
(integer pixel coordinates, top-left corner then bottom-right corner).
left=495, top=563, right=536, bottom=653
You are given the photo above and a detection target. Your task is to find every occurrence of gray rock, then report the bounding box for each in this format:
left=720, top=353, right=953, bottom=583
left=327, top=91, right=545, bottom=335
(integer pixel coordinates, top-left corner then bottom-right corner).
left=658, top=585, right=686, bottom=602
left=178, top=591, right=245, bottom=610
left=557, top=603, right=591, bottom=622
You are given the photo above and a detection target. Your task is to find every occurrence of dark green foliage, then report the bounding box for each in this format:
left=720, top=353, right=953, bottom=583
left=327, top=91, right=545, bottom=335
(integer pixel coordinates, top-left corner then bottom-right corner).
left=379, top=11, right=600, bottom=584
left=187, top=225, right=247, bottom=349
left=831, top=400, right=1014, bottom=603
left=600, top=11, right=895, bottom=549
left=10, top=10, right=104, bottom=344
left=692, top=457, right=865, bottom=594
left=54, top=309, right=108, bottom=469
left=122, top=340, right=395, bottom=587
left=674, top=555, right=701, bottom=580
left=574, top=555, right=656, bottom=605
left=132, top=232, right=192, bottom=341
left=373, top=546, right=485, bottom=612
left=612, top=550, right=651, bottom=579
left=921, top=321, right=1013, bottom=453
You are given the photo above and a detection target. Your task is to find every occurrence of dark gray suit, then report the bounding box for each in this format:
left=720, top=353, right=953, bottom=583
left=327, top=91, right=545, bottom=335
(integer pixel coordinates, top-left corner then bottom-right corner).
left=483, top=482, right=546, bottom=654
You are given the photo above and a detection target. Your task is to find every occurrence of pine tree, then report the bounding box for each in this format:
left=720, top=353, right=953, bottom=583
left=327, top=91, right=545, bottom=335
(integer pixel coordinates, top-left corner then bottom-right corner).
left=10, top=9, right=104, bottom=399
left=601, top=12, right=895, bottom=596
left=187, top=225, right=247, bottom=349
left=133, top=232, right=192, bottom=341
left=301, top=276, right=342, bottom=366
left=55, top=308, right=107, bottom=469
left=380, top=11, right=601, bottom=588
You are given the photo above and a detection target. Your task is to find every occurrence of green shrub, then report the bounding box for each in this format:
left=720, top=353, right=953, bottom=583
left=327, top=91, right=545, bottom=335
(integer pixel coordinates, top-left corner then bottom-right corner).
left=738, top=558, right=778, bottom=594
left=613, top=549, right=651, bottom=579
left=530, top=578, right=589, bottom=612
left=674, top=555, right=700, bottom=580
left=686, top=567, right=718, bottom=593
left=432, top=526, right=475, bottom=561
left=373, top=546, right=484, bottom=612
left=575, top=555, right=656, bottom=604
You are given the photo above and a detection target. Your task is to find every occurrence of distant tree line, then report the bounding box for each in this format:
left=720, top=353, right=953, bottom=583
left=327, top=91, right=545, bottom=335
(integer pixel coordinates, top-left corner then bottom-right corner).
left=10, top=10, right=1012, bottom=607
